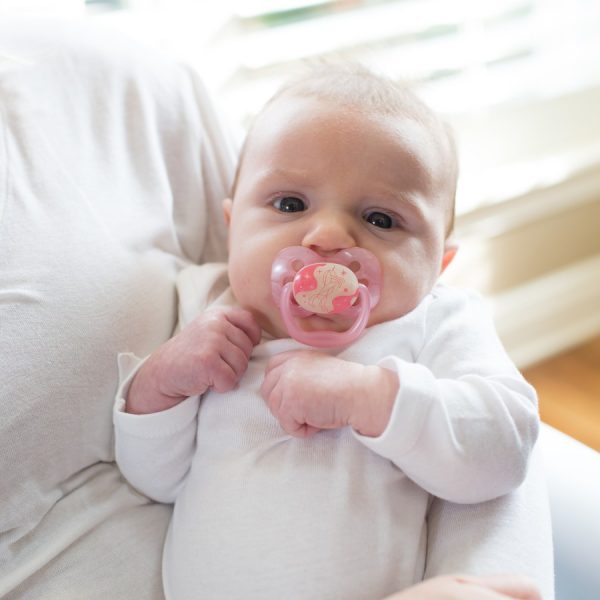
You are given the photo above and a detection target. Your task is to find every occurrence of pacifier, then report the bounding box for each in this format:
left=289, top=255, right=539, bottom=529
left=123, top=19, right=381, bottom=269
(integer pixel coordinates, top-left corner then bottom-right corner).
left=271, top=246, right=381, bottom=348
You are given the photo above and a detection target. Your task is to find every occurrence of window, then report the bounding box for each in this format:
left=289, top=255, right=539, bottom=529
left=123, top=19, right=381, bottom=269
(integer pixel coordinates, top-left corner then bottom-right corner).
left=91, top=0, right=600, bottom=216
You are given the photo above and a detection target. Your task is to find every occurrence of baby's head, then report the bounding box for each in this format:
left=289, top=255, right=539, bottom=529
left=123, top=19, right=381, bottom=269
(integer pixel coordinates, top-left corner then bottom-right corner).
left=223, top=62, right=458, bottom=340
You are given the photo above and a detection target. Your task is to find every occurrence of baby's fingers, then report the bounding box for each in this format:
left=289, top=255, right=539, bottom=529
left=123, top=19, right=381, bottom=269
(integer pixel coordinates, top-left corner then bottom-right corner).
left=225, top=308, right=262, bottom=347
left=260, top=366, right=279, bottom=408
left=213, top=341, right=251, bottom=392
left=224, top=321, right=256, bottom=360
left=260, top=366, right=289, bottom=424
left=260, top=369, right=319, bottom=438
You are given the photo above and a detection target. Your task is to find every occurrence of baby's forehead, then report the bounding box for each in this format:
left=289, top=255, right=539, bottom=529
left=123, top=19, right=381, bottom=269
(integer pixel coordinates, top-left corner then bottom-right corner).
left=261, top=88, right=448, bottom=148
left=255, top=91, right=438, bottom=152
left=257, top=92, right=455, bottom=185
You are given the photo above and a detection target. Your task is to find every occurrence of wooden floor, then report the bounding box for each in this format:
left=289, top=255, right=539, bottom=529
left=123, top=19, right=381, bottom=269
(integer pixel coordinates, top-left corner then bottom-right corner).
left=523, top=335, right=600, bottom=452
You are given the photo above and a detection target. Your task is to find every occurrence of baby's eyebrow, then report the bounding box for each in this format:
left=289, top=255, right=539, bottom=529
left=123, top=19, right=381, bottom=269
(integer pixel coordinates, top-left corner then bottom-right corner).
left=372, top=188, right=428, bottom=221
left=254, top=166, right=312, bottom=186
left=400, top=198, right=427, bottom=221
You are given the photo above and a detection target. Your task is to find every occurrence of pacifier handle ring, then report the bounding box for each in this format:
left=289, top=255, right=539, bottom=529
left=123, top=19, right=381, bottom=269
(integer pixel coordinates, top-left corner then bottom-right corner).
left=280, top=283, right=371, bottom=348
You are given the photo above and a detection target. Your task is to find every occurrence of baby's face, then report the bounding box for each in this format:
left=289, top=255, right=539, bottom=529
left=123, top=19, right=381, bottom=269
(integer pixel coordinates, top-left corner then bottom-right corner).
left=224, top=95, right=455, bottom=339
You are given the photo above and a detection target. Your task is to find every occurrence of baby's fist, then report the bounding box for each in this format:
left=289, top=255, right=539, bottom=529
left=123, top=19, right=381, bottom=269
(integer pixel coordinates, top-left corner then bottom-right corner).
left=127, top=307, right=261, bottom=414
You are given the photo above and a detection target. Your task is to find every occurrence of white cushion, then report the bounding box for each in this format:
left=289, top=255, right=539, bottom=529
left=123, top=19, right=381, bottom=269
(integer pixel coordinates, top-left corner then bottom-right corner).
left=0, top=18, right=234, bottom=598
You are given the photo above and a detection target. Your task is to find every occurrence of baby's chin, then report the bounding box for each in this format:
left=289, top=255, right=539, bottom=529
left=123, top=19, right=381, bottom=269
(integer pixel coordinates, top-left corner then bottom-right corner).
left=296, top=313, right=355, bottom=333
left=260, top=311, right=354, bottom=339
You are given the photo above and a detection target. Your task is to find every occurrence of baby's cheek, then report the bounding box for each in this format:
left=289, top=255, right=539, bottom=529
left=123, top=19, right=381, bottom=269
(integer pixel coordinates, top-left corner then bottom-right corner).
left=371, top=292, right=413, bottom=325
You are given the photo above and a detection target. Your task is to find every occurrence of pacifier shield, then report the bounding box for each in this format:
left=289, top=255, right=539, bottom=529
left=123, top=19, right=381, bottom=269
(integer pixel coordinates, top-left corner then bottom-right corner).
left=270, top=246, right=382, bottom=348
left=293, top=263, right=359, bottom=315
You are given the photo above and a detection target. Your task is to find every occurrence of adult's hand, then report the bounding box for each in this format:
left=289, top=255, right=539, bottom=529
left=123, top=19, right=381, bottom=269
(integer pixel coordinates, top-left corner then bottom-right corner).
left=383, top=574, right=542, bottom=600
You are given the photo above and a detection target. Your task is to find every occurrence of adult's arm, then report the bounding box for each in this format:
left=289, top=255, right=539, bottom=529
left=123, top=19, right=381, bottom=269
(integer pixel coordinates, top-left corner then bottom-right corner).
left=424, top=444, right=554, bottom=600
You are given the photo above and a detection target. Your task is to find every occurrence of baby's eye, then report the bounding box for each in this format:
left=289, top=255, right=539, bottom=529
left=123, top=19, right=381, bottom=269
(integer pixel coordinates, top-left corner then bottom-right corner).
left=363, top=210, right=394, bottom=229
left=273, top=196, right=306, bottom=213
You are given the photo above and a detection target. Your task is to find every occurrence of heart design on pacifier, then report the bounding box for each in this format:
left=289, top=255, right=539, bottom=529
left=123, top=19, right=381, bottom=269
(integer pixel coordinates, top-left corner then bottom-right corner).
left=271, top=246, right=382, bottom=348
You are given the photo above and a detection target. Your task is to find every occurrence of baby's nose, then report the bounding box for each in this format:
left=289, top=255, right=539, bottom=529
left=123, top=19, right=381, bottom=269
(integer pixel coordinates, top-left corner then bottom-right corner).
left=302, top=212, right=356, bottom=255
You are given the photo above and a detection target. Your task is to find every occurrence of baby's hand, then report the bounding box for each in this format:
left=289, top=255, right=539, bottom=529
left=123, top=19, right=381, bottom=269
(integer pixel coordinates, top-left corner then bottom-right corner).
left=126, top=307, right=261, bottom=414
left=261, top=350, right=397, bottom=438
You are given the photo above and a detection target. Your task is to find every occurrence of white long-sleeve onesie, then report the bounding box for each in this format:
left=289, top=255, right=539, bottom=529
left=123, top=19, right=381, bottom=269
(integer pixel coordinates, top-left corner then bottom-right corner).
left=114, top=263, right=540, bottom=600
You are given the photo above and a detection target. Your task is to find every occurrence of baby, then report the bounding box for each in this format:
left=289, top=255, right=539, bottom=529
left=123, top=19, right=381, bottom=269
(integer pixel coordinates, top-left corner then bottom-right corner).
left=114, top=64, right=539, bottom=599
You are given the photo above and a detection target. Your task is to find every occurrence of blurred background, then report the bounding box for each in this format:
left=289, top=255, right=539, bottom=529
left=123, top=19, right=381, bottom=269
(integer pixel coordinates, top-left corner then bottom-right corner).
left=2, top=0, right=599, bottom=448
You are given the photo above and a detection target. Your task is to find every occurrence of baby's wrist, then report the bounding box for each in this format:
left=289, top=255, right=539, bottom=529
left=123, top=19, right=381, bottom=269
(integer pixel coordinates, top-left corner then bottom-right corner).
left=125, top=357, right=184, bottom=415
left=350, top=366, right=398, bottom=438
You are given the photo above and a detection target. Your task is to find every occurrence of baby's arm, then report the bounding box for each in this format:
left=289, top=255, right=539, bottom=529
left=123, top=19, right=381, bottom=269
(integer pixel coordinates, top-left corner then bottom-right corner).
left=114, top=363, right=201, bottom=503
left=263, top=288, right=539, bottom=504
left=357, top=288, right=539, bottom=503
left=114, top=306, right=261, bottom=502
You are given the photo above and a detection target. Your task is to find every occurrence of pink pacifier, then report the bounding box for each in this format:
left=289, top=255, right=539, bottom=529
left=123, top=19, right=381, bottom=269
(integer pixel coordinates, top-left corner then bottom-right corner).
left=271, top=246, right=381, bottom=348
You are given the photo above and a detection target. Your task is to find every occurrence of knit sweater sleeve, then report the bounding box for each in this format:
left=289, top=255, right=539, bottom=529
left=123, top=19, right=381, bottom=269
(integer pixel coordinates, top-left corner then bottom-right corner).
left=355, top=287, right=539, bottom=504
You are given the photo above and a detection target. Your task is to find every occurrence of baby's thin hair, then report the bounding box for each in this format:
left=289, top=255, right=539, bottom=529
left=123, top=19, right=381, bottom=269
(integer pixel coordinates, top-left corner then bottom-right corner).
left=268, top=61, right=434, bottom=122
left=231, top=61, right=458, bottom=235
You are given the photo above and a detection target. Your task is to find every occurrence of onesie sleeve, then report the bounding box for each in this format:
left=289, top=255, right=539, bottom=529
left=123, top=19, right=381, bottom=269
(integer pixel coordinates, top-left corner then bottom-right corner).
left=113, top=353, right=200, bottom=504
left=113, top=264, right=228, bottom=503
left=355, top=287, right=539, bottom=504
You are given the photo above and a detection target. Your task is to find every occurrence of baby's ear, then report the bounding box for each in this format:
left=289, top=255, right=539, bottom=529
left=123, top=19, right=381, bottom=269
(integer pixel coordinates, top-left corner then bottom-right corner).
left=441, top=240, right=458, bottom=274
left=222, top=198, right=233, bottom=227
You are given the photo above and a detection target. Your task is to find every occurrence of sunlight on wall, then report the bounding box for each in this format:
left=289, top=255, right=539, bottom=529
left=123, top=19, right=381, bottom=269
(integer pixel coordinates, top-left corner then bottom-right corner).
left=87, top=1, right=600, bottom=225
left=0, top=0, right=83, bottom=16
